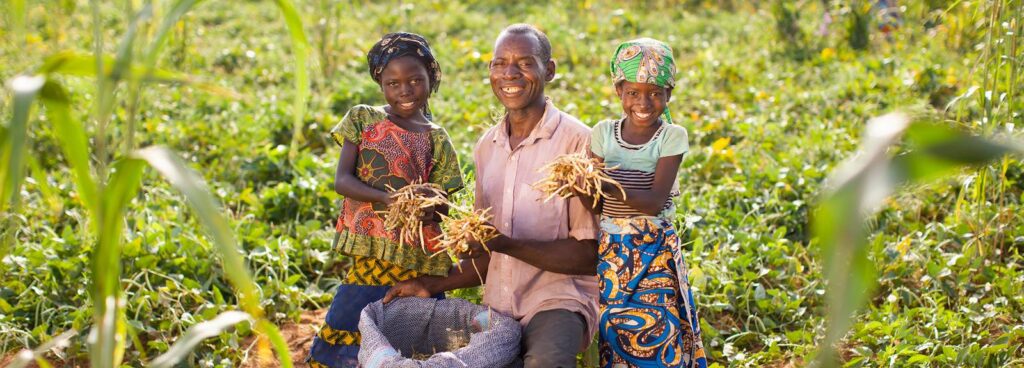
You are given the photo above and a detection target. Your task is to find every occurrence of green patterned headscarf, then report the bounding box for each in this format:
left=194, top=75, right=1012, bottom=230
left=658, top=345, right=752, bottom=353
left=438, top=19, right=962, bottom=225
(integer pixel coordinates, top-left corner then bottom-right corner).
left=610, top=38, right=677, bottom=125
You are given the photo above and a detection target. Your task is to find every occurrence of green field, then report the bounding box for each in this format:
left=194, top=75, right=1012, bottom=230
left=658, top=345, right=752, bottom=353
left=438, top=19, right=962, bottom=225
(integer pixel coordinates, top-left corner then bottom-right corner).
left=2, top=0, right=1022, bottom=367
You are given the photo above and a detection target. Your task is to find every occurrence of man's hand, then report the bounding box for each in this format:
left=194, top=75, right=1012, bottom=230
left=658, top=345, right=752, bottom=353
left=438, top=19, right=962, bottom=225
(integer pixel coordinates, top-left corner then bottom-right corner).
left=455, top=239, right=487, bottom=259
left=382, top=278, right=431, bottom=304
left=456, top=233, right=509, bottom=259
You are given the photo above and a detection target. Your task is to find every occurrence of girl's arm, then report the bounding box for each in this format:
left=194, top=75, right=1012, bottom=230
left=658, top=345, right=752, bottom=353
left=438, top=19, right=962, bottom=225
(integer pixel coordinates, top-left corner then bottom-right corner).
left=334, top=139, right=393, bottom=205
left=603, top=154, right=684, bottom=216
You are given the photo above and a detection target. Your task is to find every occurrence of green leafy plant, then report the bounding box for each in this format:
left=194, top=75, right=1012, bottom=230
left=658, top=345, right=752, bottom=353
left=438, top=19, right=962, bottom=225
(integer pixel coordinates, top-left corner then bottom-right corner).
left=1, top=1, right=313, bottom=366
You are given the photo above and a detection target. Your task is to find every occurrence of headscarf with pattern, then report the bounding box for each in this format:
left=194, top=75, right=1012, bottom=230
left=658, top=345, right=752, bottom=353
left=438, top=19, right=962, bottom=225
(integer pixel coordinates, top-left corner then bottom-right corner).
left=610, top=38, right=677, bottom=125
left=367, top=32, right=442, bottom=119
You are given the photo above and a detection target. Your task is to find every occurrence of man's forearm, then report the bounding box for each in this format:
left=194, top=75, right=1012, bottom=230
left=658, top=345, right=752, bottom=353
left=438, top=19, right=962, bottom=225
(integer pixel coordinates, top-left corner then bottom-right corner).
left=491, top=236, right=597, bottom=275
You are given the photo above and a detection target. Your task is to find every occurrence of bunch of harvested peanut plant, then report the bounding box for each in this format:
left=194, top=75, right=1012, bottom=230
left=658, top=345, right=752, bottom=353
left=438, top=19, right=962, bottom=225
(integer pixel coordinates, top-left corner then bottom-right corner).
left=382, top=183, right=448, bottom=251
left=431, top=207, right=500, bottom=258
left=533, top=152, right=626, bottom=207
left=431, top=205, right=499, bottom=283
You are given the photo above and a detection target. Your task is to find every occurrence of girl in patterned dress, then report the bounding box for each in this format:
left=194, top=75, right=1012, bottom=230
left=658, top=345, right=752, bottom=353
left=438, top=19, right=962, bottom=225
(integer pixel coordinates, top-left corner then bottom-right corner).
left=577, top=38, right=707, bottom=368
left=307, top=32, right=463, bottom=368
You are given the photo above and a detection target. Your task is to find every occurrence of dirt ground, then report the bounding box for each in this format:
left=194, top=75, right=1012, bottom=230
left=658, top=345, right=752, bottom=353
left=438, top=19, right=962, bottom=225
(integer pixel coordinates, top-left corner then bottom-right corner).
left=0, top=309, right=326, bottom=368
left=239, top=309, right=326, bottom=368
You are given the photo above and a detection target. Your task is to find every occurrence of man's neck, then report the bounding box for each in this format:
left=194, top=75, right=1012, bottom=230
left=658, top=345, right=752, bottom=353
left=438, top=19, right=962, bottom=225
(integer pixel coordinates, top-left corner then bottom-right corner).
left=505, top=98, right=547, bottom=140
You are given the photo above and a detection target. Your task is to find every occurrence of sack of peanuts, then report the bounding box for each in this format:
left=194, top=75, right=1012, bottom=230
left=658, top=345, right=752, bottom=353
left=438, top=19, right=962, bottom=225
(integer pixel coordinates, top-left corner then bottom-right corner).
left=358, top=297, right=523, bottom=368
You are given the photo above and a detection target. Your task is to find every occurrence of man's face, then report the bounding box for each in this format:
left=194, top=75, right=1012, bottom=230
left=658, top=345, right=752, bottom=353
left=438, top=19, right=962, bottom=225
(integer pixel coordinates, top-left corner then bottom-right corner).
left=488, top=32, right=553, bottom=112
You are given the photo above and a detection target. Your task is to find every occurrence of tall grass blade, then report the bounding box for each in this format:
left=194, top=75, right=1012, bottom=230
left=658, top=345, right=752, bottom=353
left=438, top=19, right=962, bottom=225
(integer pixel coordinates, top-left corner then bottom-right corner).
left=114, top=4, right=151, bottom=155
left=2, top=75, right=44, bottom=212
left=133, top=146, right=261, bottom=314
left=111, top=4, right=150, bottom=84
left=814, top=113, right=1024, bottom=366
left=90, top=157, right=146, bottom=368
left=128, top=0, right=202, bottom=153
left=144, top=0, right=202, bottom=70
left=272, top=0, right=311, bottom=161
left=39, top=80, right=100, bottom=218
left=89, top=0, right=110, bottom=176
left=135, top=146, right=292, bottom=364
left=149, top=311, right=251, bottom=368
left=1, top=75, right=45, bottom=272
left=8, top=0, right=26, bottom=40
left=257, top=319, right=295, bottom=368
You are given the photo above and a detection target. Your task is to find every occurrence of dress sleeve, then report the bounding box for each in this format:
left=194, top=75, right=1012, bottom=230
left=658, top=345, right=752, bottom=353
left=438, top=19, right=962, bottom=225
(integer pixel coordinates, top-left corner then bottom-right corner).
left=329, top=104, right=376, bottom=147
left=659, top=124, right=690, bottom=157
left=429, top=128, right=465, bottom=195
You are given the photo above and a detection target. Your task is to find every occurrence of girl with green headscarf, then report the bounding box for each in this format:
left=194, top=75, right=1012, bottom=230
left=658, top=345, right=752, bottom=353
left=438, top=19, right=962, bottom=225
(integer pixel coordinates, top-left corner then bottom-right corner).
left=578, top=38, right=708, bottom=368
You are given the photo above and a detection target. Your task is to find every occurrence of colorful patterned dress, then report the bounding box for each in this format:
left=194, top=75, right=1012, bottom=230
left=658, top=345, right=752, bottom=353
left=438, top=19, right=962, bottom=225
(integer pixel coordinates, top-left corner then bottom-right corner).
left=591, top=119, right=707, bottom=368
left=307, top=105, right=463, bottom=368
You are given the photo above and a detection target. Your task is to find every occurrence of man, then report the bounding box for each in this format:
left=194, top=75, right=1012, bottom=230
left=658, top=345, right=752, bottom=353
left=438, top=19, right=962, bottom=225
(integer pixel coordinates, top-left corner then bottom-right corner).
left=383, top=24, right=599, bottom=367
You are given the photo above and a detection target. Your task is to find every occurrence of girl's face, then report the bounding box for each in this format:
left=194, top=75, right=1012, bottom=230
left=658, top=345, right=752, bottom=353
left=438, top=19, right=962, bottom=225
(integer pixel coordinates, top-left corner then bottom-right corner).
left=615, top=80, right=671, bottom=127
left=380, top=56, right=431, bottom=119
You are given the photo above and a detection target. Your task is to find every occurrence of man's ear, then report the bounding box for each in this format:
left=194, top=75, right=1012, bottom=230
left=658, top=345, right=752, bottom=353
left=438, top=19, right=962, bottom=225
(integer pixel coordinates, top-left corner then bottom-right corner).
left=545, top=59, right=557, bottom=82
left=614, top=81, right=623, bottom=97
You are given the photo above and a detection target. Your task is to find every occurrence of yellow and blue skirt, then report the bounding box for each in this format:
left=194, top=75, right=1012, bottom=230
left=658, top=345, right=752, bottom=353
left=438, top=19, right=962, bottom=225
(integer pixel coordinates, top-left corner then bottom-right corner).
left=598, top=217, right=708, bottom=368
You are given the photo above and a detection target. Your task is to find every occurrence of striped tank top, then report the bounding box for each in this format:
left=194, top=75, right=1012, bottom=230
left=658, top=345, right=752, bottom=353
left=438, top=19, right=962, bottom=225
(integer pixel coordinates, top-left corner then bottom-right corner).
left=602, top=168, right=676, bottom=218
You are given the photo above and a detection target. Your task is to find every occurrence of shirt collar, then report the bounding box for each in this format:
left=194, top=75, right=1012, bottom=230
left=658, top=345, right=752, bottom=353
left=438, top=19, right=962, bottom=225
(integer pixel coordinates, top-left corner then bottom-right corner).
left=492, top=98, right=561, bottom=147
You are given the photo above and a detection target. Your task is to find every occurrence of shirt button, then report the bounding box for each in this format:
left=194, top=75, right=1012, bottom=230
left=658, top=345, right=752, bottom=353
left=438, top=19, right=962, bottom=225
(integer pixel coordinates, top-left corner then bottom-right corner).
left=504, top=222, right=509, bottom=227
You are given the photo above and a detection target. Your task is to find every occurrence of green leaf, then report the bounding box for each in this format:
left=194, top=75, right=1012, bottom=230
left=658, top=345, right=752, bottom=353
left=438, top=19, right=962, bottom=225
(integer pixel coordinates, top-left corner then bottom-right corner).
left=272, top=0, right=311, bottom=161
left=38, top=51, right=240, bottom=98
left=893, top=122, right=1024, bottom=182
left=149, top=311, right=251, bottom=368
left=39, top=80, right=100, bottom=218
left=907, top=354, right=931, bottom=364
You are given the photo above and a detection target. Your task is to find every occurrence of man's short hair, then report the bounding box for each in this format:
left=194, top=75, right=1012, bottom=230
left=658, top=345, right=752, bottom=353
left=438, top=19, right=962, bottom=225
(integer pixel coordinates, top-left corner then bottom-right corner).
left=500, top=23, right=552, bottom=63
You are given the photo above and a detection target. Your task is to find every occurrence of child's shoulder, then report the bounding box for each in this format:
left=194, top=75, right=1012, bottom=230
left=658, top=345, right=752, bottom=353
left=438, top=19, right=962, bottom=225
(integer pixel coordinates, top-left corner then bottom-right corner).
left=659, top=123, right=690, bottom=156
left=589, top=119, right=621, bottom=143
left=661, top=123, right=689, bottom=140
